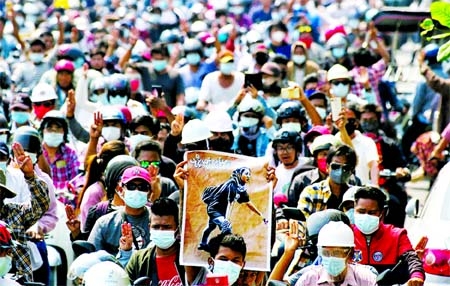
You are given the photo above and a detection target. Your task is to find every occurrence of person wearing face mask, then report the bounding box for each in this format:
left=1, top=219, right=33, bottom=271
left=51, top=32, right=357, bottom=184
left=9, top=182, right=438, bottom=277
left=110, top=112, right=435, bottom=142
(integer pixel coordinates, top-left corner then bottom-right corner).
left=53, top=59, right=76, bottom=108
left=11, top=38, right=51, bottom=92
left=324, top=30, right=353, bottom=70
left=197, top=50, right=245, bottom=112
left=39, top=110, right=80, bottom=190
left=298, top=144, right=357, bottom=219
left=0, top=222, right=21, bottom=285
left=30, top=82, right=57, bottom=124
left=261, top=62, right=285, bottom=109
left=287, top=41, right=319, bottom=88
left=203, top=111, right=235, bottom=153
left=268, top=22, right=291, bottom=59
left=296, top=221, right=377, bottom=286
left=327, top=64, right=355, bottom=101
left=232, top=98, right=271, bottom=157
left=88, top=166, right=154, bottom=255
left=121, top=198, right=206, bottom=285
left=352, top=186, right=425, bottom=286
left=8, top=93, right=34, bottom=133
left=335, top=105, right=379, bottom=186
left=179, top=38, right=210, bottom=89
left=144, top=43, right=185, bottom=108
left=338, top=186, right=358, bottom=224
left=308, top=92, right=328, bottom=121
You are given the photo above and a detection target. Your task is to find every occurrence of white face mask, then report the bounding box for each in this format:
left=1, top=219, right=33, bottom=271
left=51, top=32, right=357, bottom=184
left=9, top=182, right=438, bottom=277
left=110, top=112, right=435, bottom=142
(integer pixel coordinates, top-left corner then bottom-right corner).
left=220, top=62, right=234, bottom=75
left=292, top=55, right=306, bottom=65
left=29, top=53, right=44, bottom=64
left=27, top=153, right=38, bottom=164
left=282, top=122, right=301, bottom=133
left=239, top=116, right=259, bottom=128
left=354, top=213, right=380, bottom=235
left=266, top=96, right=284, bottom=108
left=331, top=83, right=350, bottom=98
left=213, top=259, right=243, bottom=286
left=271, top=31, right=286, bottom=43
left=44, top=132, right=64, bottom=147
left=315, top=107, right=327, bottom=119
left=150, top=229, right=177, bottom=249
left=102, top=126, right=122, bottom=141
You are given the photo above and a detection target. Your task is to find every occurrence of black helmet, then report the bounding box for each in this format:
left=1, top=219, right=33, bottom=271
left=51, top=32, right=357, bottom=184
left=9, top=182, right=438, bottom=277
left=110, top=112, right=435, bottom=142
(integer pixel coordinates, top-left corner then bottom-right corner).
left=39, top=110, right=69, bottom=142
left=276, top=101, right=306, bottom=125
left=13, top=126, right=42, bottom=154
left=272, top=129, right=303, bottom=153
left=107, top=74, right=131, bottom=98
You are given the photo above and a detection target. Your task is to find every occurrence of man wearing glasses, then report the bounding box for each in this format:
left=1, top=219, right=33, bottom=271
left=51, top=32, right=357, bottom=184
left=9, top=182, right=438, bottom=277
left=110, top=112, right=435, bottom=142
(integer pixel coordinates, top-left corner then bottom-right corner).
left=298, top=144, right=357, bottom=219
left=88, top=166, right=154, bottom=255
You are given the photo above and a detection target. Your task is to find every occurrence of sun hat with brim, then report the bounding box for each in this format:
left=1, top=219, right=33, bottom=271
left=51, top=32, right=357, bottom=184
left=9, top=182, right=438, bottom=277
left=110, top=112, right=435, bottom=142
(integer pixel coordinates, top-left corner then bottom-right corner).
left=218, top=50, right=234, bottom=63
left=0, top=170, right=15, bottom=199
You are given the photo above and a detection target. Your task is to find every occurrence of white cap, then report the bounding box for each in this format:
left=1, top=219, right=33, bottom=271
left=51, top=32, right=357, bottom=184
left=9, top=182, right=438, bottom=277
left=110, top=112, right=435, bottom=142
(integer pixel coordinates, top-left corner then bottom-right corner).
left=83, top=261, right=131, bottom=286
left=203, top=111, right=234, bottom=132
left=181, top=119, right=213, bottom=144
left=31, top=82, right=58, bottom=102
left=327, top=64, right=351, bottom=82
left=317, top=221, right=355, bottom=247
left=309, top=134, right=340, bottom=154
left=339, top=186, right=360, bottom=209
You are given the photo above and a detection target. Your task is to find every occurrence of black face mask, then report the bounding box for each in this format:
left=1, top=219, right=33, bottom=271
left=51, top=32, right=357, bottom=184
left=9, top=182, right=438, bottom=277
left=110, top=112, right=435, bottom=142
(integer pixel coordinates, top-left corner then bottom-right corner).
left=255, top=52, right=269, bottom=66
left=209, top=137, right=233, bottom=153
left=263, top=82, right=281, bottom=94
left=345, top=119, right=357, bottom=135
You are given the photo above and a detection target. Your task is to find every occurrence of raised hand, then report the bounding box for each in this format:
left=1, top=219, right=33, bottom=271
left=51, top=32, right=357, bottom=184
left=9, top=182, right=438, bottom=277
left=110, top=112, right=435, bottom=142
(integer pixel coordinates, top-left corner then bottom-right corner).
left=65, top=204, right=81, bottom=237
left=148, top=165, right=161, bottom=203
left=171, top=113, right=184, bottom=137
left=174, top=160, right=188, bottom=191
left=119, top=222, right=133, bottom=251
left=66, top=89, right=76, bottom=118
left=89, top=111, right=103, bottom=139
left=12, top=142, right=33, bottom=178
left=284, top=219, right=304, bottom=254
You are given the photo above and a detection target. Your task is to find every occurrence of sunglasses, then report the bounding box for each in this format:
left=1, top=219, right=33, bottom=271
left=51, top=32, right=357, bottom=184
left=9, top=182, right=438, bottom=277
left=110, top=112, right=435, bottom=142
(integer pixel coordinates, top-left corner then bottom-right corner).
left=33, top=101, right=54, bottom=107
left=139, top=160, right=160, bottom=169
left=331, top=80, right=350, bottom=86
left=330, top=162, right=352, bottom=173
left=124, top=182, right=151, bottom=192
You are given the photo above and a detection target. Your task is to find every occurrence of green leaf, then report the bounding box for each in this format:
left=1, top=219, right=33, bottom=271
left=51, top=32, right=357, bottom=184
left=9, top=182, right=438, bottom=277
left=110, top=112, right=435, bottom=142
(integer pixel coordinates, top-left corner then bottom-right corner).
left=431, top=2, right=450, bottom=28
left=437, top=39, right=450, bottom=62
left=420, top=18, right=434, bottom=31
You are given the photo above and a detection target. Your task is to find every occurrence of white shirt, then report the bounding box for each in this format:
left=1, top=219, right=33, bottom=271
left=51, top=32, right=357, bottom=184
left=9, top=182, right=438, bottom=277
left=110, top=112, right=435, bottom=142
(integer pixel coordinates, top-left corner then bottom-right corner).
left=198, top=71, right=245, bottom=110
left=349, top=131, right=378, bottom=185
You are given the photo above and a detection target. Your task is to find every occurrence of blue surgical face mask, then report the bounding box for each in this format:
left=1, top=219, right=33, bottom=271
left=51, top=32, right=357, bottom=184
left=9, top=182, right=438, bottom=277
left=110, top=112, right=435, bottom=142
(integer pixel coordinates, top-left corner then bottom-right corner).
left=204, top=47, right=215, bottom=58
left=218, top=33, right=228, bottom=44
left=0, top=256, right=12, bottom=277
left=74, top=58, right=85, bottom=69
left=153, top=59, right=168, bottom=72
left=98, top=92, right=109, bottom=105
left=186, top=53, right=201, bottom=65
left=329, top=168, right=351, bottom=184
left=108, top=95, right=128, bottom=106
left=316, top=107, right=327, bottom=119
left=321, top=256, right=347, bottom=276
left=282, top=122, right=301, bottom=133
left=345, top=208, right=355, bottom=224
left=213, top=259, right=242, bottom=286
left=332, top=48, right=346, bottom=59
left=239, top=116, right=259, bottom=128
left=150, top=229, right=176, bottom=249
left=43, top=132, right=64, bottom=147
left=29, top=53, right=44, bottom=64
left=354, top=213, right=380, bottom=235
left=331, top=83, right=349, bottom=98
left=123, top=190, right=148, bottom=209
left=11, top=111, right=30, bottom=124
left=220, top=62, right=234, bottom=75
left=266, top=96, right=284, bottom=108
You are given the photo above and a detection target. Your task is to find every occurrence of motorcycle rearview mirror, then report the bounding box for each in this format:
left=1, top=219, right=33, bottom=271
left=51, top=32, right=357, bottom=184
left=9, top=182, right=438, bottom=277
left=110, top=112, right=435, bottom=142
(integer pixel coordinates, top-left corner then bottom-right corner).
left=405, top=198, right=420, bottom=218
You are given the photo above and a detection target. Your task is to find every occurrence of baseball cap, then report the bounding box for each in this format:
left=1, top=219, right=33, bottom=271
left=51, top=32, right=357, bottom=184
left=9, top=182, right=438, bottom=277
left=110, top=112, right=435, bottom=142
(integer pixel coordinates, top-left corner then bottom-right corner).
left=218, top=50, right=234, bottom=63
left=9, top=93, right=32, bottom=110
left=339, top=186, right=359, bottom=209
left=0, top=142, right=8, bottom=156
left=309, top=134, right=340, bottom=154
left=260, top=62, right=281, bottom=77
left=121, top=166, right=151, bottom=184
left=304, top=125, right=331, bottom=144
left=31, top=83, right=57, bottom=102
left=0, top=221, right=14, bottom=249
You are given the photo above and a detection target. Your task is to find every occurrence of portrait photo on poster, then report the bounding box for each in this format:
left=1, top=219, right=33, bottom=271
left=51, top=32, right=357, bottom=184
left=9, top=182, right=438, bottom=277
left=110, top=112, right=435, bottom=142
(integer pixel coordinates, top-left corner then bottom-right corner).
left=180, top=151, right=273, bottom=271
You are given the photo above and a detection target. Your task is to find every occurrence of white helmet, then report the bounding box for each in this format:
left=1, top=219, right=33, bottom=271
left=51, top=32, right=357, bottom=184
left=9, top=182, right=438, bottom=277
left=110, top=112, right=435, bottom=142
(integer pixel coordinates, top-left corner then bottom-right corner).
left=31, top=82, right=58, bottom=102
left=339, top=186, right=360, bottom=209
left=181, top=119, right=213, bottom=144
left=203, top=111, right=234, bottom=132
left=327, top=64, right=351, bottom=82
left=83, top=261, right=131, bottom=286
left=309, top=134, right=340, bottom=154
left=317, top=221, right=355, bottom=247
left=326, top=33, right=348, bottom=49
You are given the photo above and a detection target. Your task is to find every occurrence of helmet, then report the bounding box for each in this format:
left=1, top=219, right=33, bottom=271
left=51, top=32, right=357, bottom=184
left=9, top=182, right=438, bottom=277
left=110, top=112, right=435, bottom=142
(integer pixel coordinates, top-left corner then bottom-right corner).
left=90, top=78, right=107, bottom=91
left=339, top=186, right=359, bottom=209
left=327, top=64, right=351, bottom=82
left=55, top=59, right=75, bottom=73
left=160, top=29, right=182, bottom=43
left=101, top=106, right=126, bottom=123
left=171, top=105, right=197, bottom=123
left=203, top=111, right=234, bottom=132
left=238, top=98, right=264, bottom=115
left=12, top=126, right=42, bottom=154
left=317, top=221, right=355, bottom=247
left=306, top=209, right=350, bottom=239
left=183, top=38, right=202, bottom=54
left=276, top=101, right=305, bottom=125
left=326, top=33, right=348, bottom=49
left=246, top=30, right=263, bottom=45
left=181, top=119, right=212, bottom=144
left=31, top=83, right=57, bottom=102
left=57, top=44, right=85, bottom=62
left=309, top=134, right=339, bottom=154
left=83, top=261, right=131, bottom=286
left=40, top=110, right=69, bottom=139
left=190, top=21, right=208, bottom=34
left=272, top=129, right=303, bottom=152
left=107, top=74, right=130, bottom=97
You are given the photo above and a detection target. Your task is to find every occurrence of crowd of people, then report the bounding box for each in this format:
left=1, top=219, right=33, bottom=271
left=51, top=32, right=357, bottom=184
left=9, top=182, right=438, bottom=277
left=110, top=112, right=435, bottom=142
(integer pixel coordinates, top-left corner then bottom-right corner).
left=0, top=0, right=447, bottom=285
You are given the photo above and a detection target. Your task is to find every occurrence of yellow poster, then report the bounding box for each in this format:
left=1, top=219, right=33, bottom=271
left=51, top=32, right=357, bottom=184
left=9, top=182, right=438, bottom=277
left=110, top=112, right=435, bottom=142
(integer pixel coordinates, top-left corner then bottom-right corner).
left=54, top=0, right=70, bottom=9
left=180, top=151, right=272, bottom=271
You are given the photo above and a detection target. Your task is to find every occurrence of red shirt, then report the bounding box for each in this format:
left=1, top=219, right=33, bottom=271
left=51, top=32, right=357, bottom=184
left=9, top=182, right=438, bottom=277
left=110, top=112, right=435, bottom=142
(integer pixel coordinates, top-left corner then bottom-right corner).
left=156, top=252, right=183, bottom=286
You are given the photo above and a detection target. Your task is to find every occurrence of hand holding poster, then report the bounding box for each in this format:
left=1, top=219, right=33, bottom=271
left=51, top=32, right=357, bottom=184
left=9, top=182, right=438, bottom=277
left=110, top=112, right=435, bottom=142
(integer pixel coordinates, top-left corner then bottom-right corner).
left=180, top=151, right=273, bottom=271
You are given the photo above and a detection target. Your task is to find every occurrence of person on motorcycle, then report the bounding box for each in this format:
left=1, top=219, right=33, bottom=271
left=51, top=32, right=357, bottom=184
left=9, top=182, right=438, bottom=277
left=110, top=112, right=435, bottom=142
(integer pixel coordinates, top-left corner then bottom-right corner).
left=359, top=103, right=410, bottom=227
left=297, top=144, right=357, bottom=219
left=0, top=221, right=21, bottom=285
left=352, top=186, right=425, bottom=286
left=39, top=110, right=80, bottom=191
left=296, top=221, right=377, bottom=285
